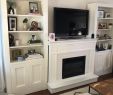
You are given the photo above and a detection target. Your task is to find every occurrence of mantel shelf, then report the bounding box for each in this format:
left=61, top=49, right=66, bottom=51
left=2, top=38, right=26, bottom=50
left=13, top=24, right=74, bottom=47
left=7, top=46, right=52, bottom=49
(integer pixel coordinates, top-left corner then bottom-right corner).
left=9, top=31, right=43, bottom=33
left=8, top=14, right=43, bottom=17
left=10, top=43, right=43, bottom=49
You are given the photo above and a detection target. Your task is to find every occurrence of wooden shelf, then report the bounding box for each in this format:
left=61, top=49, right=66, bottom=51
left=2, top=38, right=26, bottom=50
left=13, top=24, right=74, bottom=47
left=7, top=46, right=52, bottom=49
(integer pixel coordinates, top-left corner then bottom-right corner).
left=98, top=29, right=111, bottom=31
left=97, top=39, right=112, bottom=42
left=98, top=18, right=113, bottom=20
left=96, top=49, right=112, bottom=52
left=9, top=31, right=43, bottom=33
left=8, top=14, right=43, bottom=17
left=10, top=57, right=44, bottom=64
left=10, top=43, right=43, bottom=49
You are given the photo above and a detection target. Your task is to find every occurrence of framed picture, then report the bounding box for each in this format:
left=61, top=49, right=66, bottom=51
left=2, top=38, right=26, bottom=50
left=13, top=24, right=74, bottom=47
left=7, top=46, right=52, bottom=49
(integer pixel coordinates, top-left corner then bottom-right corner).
left=8, top=17, right=17, bottom=31
left=98, top=10, right=104, bottom=18
left=105, top=12, right=111, bottom=18
left=49, top=33, right=55, bottom=42
left=29, top=2, right=41, bottom=14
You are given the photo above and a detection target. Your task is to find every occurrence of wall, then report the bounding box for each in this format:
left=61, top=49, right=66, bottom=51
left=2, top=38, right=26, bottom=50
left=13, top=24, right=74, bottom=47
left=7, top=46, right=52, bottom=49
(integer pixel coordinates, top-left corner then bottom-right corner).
left=48, top=0, right=113, bottom=33
left=0, top=0, right=5, bottom=92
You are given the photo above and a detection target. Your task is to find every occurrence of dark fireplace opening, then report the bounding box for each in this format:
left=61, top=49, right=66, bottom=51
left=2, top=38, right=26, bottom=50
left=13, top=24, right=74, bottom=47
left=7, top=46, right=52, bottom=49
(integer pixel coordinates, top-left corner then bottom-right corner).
left=62, top=56, right=85, bottom=79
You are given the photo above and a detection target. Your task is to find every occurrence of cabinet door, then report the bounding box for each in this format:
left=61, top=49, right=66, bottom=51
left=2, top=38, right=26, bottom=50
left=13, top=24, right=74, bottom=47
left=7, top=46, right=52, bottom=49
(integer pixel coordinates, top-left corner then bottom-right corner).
left=28, top=59, right=46, bottom=93
left=11, top=63, right=29, bottom=94
left=103, top=51, right=113, bottom=74
left=95, top=51, right=106, bottom=76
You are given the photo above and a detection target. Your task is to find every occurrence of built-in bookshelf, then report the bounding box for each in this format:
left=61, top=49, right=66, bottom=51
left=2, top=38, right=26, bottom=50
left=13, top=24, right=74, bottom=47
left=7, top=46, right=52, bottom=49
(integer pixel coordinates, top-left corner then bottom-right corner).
left=1, top=0, right=48, bottom=94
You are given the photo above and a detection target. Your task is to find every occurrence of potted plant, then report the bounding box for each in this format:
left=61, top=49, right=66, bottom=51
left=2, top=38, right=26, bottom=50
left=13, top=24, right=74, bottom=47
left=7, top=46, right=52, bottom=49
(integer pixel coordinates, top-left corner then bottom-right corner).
left=23, top=18, right=28, bottom=30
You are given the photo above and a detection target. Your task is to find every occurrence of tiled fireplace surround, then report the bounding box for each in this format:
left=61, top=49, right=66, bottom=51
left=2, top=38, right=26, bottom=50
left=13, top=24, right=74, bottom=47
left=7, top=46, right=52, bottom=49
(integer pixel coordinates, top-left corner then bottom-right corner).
left=48, top=39, right=98, bottom=93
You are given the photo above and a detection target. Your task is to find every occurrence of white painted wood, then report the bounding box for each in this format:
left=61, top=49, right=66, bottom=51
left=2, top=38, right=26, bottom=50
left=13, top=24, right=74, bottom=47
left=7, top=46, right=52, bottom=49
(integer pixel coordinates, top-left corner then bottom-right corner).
left=0, top=0, right=12, bottom=93
left=0, top=0, right=5, bottom=92
left=10, top=58, right=46, bottom=94
left=28, top=59, right=47, bottom=93
left=95, top=50, right=113, bottom=76
left=48, top=39, right=98, bottom=93
left=10, top=43, right=43, bottom=49
left=88, top=3, right=113, bottom=76
left=11, top=63, right=29, bottom=94
left=1, top=0, right=48, bottom=94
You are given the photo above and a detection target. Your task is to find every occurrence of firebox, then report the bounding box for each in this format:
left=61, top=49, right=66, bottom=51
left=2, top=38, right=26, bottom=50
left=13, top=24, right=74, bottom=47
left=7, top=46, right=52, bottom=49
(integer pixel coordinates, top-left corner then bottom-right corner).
left=62, top=56, right=86, bottom=79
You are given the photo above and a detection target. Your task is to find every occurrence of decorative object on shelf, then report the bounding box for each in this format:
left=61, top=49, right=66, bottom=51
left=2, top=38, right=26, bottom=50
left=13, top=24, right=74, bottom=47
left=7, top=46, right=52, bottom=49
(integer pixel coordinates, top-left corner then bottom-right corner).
left=17, top=56, right=24, bottom=61
left=91, top=33, right=94, bottom=39
left=9, top=33, right=15, bottom=46
left=15, top=39, right=20, bottom=46
left=23, top=18, right=29, bottom=31
left=103, top=43, right=109, bottom=49
left=28, top=49, right=36, bottom=55
left=8, top=17, right=17, bottom=31
left=30, top=21, right=42, bottom=31
left=98, top=10, right=104, bottom=18
left=108, top=23, right=113, bottom=29
left=28, top=34, right=41, bottom=44
left=105, top=12, right=111, bottom=18
left=104, top=34, right=112, bottom=39
left=8, top=2, right=16, bottom=14
left=49, top=33, right=55, bottom=42
left=11, top=49, right=22, bottom=61
left=98, top=23, right=107, bottom=29
left=29, top=2, right=39, bottom=14
left=96, top=43, right=105, bottom=51
left=108, top=44, right=112, bottom=49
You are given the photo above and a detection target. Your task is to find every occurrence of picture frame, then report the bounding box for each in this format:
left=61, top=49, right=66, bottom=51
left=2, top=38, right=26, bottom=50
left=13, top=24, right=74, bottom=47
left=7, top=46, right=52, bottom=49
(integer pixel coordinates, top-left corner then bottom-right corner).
left=29, top=2, right=41, bottom=14
left=49, top=33, right=55, bottom=42
left=98, top=10, right=104, bottom=18
left=8, top=17, right=17, bottom=31
left=105, top=12, right=111, bottom=18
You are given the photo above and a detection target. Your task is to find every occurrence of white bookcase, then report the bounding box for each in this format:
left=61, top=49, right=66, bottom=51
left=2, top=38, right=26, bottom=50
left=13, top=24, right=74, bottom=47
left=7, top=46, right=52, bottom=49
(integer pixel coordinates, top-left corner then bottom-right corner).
left=88, top=3, right=113, bottom=76
left=0, top=0, right=48, bottom=94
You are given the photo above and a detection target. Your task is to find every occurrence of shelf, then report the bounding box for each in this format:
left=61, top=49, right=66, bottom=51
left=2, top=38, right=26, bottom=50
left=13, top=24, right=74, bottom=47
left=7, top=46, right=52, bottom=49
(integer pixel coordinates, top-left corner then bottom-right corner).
left=98, top=18, right=113, bottom=20
left=98, top=29, right=111, bottom=31
left=96, top=49, right=112, bottom=53
left=10, top=43, right=43, bottom=49
left=97, top=39, right=112, bottom=42
left=9, top=31, right=43, bottom=33
left=8, top=14, right=43, bottom=17
left=10, top=57, right=44, bottom=64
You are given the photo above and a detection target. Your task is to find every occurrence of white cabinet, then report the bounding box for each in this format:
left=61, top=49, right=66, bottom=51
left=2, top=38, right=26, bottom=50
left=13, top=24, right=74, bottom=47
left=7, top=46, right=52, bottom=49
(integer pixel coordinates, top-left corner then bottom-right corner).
left=28, top=59, right=46, bottom=93
left=11, top=59, right=46, bottom=94
left=11, top=63, right=28, bottom=94
left=95, top=50, right=113, bottom=76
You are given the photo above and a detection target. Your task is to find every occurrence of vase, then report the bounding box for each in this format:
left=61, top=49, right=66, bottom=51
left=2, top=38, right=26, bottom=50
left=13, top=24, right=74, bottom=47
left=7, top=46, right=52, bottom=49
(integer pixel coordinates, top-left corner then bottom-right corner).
left=23, top=23, right=28, bottom=31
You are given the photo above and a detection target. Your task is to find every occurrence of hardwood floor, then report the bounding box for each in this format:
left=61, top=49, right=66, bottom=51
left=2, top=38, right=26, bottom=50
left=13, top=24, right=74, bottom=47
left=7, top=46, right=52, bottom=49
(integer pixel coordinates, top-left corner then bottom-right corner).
left=27, top=73, right=113, bottom=95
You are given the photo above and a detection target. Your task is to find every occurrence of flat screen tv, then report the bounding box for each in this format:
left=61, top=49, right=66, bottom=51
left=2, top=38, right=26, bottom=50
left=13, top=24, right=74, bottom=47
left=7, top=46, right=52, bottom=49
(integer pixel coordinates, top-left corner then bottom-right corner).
left=54, top=7, right=89, bottom=39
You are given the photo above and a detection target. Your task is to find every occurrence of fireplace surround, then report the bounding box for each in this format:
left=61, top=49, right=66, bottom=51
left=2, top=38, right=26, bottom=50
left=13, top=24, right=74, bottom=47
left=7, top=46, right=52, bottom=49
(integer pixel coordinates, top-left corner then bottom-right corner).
left=48, top=39, right=98, bottom=93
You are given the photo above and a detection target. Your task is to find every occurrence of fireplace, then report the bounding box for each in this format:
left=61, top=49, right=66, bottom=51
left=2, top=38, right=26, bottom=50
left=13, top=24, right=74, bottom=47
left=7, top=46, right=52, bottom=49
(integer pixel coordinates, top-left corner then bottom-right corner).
left=62, top=56, right=85, bottom=79
left=48, top=39, right=98, bottom=93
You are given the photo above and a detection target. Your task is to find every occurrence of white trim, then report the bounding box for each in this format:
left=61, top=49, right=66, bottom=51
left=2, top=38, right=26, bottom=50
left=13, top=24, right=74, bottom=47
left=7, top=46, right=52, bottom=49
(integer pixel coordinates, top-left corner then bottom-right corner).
left=0, top=0, right=12, bottom=93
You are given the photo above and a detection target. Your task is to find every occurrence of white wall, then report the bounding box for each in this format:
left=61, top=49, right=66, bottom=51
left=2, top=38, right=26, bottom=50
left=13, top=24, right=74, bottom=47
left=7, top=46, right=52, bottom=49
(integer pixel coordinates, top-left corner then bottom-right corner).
left=0, top=0, right=5, bottom=92
left=48, top=0, right=113, bottom=33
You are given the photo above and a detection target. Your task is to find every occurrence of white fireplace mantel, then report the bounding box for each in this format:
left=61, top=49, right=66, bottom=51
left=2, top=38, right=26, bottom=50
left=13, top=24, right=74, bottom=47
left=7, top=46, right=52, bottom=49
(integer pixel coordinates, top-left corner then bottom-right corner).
left=48, top=39, right=98, bottom=93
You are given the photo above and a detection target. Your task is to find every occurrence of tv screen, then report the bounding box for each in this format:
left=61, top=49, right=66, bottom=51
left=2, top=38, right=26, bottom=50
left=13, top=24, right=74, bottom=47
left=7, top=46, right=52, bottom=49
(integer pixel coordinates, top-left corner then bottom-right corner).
left=54, top=7, right=89, bottom=39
